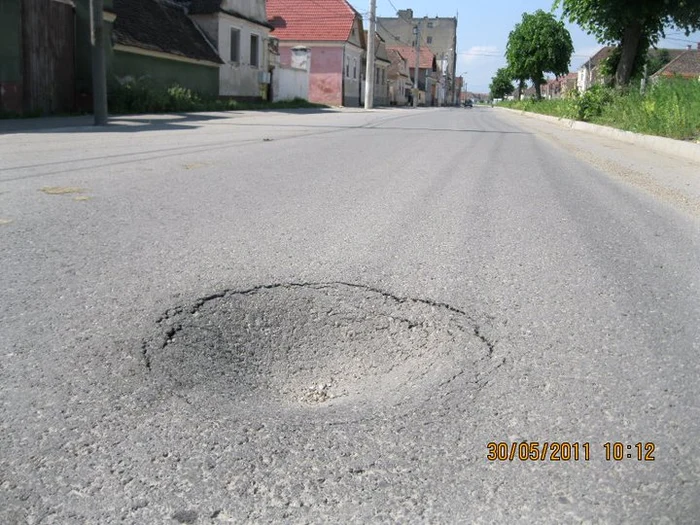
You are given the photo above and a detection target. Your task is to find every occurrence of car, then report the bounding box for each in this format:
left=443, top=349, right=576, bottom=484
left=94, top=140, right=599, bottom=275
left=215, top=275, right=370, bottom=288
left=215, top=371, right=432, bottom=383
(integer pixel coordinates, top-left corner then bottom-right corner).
left=463, top=99, right=473, bottom=108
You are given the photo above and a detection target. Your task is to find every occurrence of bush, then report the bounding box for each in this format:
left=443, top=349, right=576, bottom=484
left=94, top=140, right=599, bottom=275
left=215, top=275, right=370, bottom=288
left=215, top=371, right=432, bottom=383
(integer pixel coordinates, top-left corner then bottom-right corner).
left=108, top=78, right=325, bottom=115
left=572, top=85, right=616, bottom=121
left=499, top=77, right=700, bottom=141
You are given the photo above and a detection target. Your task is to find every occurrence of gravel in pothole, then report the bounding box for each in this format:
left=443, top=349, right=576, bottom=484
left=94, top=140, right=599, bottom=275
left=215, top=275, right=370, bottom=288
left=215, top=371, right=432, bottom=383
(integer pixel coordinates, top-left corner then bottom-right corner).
left=142, top=283, right=494, bottom=418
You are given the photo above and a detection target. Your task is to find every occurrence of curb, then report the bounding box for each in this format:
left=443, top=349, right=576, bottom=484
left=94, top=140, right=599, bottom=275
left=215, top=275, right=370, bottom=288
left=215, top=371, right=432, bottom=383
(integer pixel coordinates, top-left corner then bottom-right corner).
left=495, top=107, right=700, bottom=163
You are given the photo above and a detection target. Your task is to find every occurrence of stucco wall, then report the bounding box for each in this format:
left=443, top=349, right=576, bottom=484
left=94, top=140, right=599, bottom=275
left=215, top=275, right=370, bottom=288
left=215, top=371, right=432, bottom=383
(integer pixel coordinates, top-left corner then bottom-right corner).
left=112, top=51, right=219, bottom=96
left=272, top=66, right=308, bottom=102
left=221, top=0, right=266, bottom=23
left=215, top=15, right=269, bottom=98
left=305, top=46, right=343, bottom=106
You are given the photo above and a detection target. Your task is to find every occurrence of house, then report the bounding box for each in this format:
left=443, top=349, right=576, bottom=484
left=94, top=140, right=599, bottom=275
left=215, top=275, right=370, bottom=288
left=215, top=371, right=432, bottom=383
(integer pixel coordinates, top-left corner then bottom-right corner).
left=107, top=0, right=223, bottom=98
left=377, top=8, right=458, bottom=105
left=362, top=32, right=390, bottom=106
left=180, top=0, right=274, bottom=100
left=577, top=46, right=614, bottom=92
left=386, top=45, right=437, bottom=105
left=267, top=0, right=365, bottom=106
left=651, top=47, right=700, bottom=80
left=387, top=48, right=411, bottom=105
left=0, top=0, right=78, bottom=115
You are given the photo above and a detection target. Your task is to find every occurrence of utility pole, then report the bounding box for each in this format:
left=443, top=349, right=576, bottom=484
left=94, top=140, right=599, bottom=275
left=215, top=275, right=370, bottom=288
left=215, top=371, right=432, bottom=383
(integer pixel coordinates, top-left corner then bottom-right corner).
left=90, top=0, right=108, bottom=126
left=363, top=0, right=377, bottom=109
left=413, top=20, right=420, bottom=108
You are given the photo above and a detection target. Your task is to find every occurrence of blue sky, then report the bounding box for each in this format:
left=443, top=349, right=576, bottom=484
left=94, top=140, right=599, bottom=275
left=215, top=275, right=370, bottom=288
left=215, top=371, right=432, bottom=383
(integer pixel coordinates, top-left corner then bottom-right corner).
left=349, top=0, right=700, bottom=93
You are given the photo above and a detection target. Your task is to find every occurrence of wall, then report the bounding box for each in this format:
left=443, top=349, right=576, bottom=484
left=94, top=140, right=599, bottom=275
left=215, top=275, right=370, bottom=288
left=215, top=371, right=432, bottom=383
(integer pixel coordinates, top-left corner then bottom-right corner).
left=112, top=51, right=219, bottom=96
left=343, top=43, right=362, bottom=107
left=0, top=0, right=22, bottom=112
left=280, top=45, right=343, bottom=106
left=197, top=13, right=269, bottom=98
left=74, top=0, right=115, bottom=110
left=272, top=66, right=308, bottom=101
left=21, top=0, right=76, bottom=114
left=221, top=0, right=266, bottom=24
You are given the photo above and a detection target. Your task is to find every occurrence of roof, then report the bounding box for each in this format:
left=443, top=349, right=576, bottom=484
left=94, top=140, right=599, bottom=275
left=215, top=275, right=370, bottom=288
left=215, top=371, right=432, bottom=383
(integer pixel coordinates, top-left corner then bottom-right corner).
left=580, top=46, right=614, bottom=69
left=652, top=49, right=700, bottom=78
left=267, top=0, right=360, bottom=42
left=386, top=45, right=436, bottom=70
left=175, top=0, right=274, bottom=28
left=387, top=48, right=410, bottom=78
left=113, top=0, right=222, bottom=64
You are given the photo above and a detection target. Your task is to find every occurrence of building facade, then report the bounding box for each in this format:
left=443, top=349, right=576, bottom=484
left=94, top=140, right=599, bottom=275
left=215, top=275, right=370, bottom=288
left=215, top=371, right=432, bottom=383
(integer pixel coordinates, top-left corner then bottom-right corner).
left=376, top=8, right=457, bottom=105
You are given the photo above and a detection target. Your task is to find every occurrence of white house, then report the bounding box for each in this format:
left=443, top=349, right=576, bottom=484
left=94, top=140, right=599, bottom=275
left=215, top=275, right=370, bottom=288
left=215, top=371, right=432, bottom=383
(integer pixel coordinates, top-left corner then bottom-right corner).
left=185, top=0, right=274, bottom=100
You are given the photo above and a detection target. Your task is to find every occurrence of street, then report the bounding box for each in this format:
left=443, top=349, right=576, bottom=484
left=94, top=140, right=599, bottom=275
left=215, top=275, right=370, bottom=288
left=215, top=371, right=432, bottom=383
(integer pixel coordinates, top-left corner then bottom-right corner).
left=1, top=107, right=699, bottom=523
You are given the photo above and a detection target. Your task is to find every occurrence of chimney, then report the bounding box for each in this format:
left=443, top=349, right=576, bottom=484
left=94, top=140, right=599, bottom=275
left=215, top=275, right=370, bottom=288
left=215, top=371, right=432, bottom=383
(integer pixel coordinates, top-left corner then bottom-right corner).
left=398, top=9, right=413, bottom=20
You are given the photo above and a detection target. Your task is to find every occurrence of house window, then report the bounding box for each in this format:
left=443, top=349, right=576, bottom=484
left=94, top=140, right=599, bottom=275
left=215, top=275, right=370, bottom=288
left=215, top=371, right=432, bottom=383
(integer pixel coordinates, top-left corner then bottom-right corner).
left=346, top=59, right=350, bottom=77
left=353, top=58, right=357, bottom=79
left=230, top=28, right=240, bottom=63
left=376, top=67, right=379, bottom=84
left=250, top=34, right=259, bottom=67
left=426, top=36, right=433, bottom=44
left=427, top=21, right=433, bottom=28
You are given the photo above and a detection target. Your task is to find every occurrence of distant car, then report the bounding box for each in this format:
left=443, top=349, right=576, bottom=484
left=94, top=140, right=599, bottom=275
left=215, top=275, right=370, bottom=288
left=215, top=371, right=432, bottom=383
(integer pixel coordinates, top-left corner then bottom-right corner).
left=463, top=99, right=473, bottom=108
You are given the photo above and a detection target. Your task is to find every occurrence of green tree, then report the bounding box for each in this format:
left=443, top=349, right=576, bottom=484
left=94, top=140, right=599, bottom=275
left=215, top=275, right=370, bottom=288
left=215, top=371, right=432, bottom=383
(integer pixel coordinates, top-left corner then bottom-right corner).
left=506, top=10, right=574, bottom=99
left=554, top=0, right=700, bottom=86
left=490, top=68, right=515, bottom=99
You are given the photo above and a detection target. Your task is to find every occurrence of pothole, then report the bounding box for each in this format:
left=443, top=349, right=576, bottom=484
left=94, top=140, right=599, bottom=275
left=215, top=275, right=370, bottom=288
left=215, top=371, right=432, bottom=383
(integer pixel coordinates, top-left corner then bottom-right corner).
left=142, top=283, right=497, bottom=416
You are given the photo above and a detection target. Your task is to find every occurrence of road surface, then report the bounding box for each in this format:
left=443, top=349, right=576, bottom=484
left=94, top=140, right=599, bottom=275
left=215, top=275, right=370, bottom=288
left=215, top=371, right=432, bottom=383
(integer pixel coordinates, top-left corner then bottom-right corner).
left=1, top=107, right=699, bottom=523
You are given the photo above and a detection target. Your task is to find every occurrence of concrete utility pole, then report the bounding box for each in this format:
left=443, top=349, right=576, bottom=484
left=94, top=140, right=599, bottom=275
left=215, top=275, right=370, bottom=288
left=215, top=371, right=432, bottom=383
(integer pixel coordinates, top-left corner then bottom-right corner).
left=413, top=21, right=420, bottom=108
left=364, top=0, right=377, bottom=109
left=90, top=0, right=108, bottom=126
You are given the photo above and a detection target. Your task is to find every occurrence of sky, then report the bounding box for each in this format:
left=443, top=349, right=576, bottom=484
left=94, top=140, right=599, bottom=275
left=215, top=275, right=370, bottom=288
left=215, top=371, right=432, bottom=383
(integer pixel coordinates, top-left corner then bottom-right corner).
left=349, top=0, right=700, bottom=93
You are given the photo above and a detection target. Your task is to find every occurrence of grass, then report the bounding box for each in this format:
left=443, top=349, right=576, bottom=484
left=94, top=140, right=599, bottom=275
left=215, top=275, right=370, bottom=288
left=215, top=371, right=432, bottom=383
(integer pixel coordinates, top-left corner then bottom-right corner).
left=499, top=78, right=700, bottom=141
left=1, top=81, right=326, bottom=120
left=108, top=80, right=326, bottom=115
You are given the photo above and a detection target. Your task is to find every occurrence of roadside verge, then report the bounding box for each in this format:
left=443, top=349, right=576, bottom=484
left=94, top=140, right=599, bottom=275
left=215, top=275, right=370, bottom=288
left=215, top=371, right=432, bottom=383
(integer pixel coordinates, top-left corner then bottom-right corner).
left=495, top=107, right=700, bottom=163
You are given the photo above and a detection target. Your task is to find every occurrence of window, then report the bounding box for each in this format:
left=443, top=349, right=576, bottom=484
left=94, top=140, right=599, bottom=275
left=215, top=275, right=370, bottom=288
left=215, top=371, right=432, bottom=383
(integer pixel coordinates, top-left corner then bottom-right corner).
left=229, top=28, right=240, bottom=63
left=250, top=34, right=259, bottom=67
left=376, top=67, right=379, bottom=84
left=426, top=36, right=433, bottom=44
left=346, top=59, right=350, bottom=77
left=353, top=58, right=357, bottom=79
left=427, top=21, right=433, bottom=28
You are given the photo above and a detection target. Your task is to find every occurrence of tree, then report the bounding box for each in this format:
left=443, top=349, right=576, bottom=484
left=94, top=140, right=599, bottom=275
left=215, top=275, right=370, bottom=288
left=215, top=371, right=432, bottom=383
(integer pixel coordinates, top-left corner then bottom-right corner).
left=490, top=68, right=515, bottom=99
left=506, top=10, right=574, bottom=99
left=554, top=0, right=700, bottom=86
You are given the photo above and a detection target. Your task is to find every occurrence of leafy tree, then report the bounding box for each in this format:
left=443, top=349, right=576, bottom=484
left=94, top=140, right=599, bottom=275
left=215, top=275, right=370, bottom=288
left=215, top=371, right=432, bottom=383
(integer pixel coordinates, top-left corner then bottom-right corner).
left=554, top=0, right=700, bottom=86
left=506, top=10, right=574, bottom=99
left=490, top=68, right=515, bottom=99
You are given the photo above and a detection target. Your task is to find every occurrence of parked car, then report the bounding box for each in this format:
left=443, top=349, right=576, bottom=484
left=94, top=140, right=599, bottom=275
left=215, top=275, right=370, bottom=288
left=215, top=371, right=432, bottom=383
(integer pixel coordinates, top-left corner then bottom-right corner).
left=463, top=99, right=473, bottom=108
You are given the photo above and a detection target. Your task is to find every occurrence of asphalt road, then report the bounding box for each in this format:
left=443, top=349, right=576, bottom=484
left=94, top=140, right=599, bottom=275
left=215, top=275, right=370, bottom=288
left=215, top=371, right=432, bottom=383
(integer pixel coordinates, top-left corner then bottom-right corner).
left=1, top=107, right=699, bottom=524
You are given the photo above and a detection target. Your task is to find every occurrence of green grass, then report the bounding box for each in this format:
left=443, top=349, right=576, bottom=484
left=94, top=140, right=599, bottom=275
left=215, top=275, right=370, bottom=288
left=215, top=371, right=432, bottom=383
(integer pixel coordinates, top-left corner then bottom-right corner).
left=499, top=78, right=700, bottom=141
left=108, top=80, right=326, bottom=115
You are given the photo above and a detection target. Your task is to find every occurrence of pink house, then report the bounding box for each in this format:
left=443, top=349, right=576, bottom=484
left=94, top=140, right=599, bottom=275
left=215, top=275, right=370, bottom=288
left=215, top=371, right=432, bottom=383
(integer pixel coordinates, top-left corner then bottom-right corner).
left=267, top=0, right=365, bottom=106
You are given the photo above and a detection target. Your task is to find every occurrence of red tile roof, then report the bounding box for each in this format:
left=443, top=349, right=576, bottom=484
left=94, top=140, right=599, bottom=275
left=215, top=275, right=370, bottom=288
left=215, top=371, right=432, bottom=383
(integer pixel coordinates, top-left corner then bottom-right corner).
left=653, top=49, right=700, bottom=78
left=386, top=45, right=435, bottom=69
left=267, top=0, right=359, bottom=42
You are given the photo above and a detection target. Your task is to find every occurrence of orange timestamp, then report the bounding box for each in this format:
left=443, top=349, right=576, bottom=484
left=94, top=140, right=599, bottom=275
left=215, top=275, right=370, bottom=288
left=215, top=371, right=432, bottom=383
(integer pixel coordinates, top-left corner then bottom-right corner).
left=487, top=442, right=656, bottom=462
left=487, top=441, right=590, bottom=461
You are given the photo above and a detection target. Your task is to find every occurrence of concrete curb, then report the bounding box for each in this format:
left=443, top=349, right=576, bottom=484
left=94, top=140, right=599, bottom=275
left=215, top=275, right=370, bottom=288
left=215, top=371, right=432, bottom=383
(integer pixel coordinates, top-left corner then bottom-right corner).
left=495, top=107, right=700, bottom=163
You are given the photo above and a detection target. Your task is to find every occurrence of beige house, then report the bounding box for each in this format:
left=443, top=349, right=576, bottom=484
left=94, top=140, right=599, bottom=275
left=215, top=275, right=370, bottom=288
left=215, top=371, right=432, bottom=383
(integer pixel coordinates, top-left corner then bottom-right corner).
left=362, top=32, right=391, bottom=106
left=387, top=48, right=410, bottom=105
left=185, top=0, right=274, bottom=100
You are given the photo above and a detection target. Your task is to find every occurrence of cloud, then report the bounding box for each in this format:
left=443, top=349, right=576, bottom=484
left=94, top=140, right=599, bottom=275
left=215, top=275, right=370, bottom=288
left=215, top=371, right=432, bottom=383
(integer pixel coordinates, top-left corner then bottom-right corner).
left=458, top=45, right=502, bottom=64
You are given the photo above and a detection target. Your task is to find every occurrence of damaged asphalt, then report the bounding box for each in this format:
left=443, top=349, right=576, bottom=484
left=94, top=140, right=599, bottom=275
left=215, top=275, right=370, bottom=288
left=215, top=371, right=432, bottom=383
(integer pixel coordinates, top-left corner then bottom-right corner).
left=1, top=107, right=699, bottom=523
